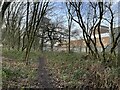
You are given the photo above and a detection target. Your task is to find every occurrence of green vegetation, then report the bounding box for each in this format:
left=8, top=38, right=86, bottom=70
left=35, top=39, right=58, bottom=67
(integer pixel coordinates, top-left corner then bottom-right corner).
left=2, top=49, right=41, bottom=88
left=44, top=52, right=119, bottom=88
left=2, top=49, right=120, bottom=88
left=1, top=1, right=120, bottom=89
left=2, top=49, right=41, bottom=62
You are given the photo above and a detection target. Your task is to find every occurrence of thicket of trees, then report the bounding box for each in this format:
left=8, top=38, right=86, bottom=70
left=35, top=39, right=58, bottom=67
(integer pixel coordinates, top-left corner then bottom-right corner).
left=1, top=1, right=68, bottom=64
left=0, top=1, right=120, bottom=65
left=65, top=1, right=120, bottom=65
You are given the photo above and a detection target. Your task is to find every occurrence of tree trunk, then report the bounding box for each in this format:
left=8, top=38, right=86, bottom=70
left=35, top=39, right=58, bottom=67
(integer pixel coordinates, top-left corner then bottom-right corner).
left=51, top=40, right=54, bottom=51
left=40, top=31, right=45, bottom=52
left=17, top=30, right=21, bottom=51
left=22, top=33, right=26, bottom=51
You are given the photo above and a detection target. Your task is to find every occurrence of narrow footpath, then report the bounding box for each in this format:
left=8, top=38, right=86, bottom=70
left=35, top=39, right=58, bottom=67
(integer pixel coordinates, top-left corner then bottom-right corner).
left=38, top=57, right=58, bottom=88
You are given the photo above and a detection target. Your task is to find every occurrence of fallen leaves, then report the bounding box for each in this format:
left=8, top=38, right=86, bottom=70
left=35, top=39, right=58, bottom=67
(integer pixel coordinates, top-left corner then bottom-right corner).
left=2, top=58, right=39, bottom=88
left=45, top=52, right=119, bottom=88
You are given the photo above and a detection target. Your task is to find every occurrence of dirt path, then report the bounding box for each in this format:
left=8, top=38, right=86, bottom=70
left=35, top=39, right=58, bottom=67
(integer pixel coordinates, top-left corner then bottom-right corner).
left=38, top=57, right=57, bottom=88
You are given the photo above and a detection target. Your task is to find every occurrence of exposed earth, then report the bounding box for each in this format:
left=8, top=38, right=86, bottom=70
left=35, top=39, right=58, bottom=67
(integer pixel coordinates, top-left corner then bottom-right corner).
left=38, top=57, right=60, bottom=88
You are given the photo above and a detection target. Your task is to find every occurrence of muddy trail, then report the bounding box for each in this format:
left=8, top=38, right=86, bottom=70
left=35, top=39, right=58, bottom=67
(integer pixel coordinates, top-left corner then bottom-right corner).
left=38, top=57, right=60, bottom=88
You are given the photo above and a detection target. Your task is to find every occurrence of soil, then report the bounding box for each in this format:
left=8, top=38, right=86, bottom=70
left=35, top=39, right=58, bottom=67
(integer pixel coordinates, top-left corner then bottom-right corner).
left=38, top=57, right=59, bottom=88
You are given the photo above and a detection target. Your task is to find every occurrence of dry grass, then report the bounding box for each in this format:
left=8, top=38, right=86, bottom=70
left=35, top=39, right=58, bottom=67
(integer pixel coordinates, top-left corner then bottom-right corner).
left=45, top=51, right=120, bottom=89
left=2, top=52, right=40, bottom=88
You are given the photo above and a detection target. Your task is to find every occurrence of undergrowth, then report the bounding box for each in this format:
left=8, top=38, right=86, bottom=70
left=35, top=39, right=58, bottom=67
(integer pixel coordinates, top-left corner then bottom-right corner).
left=2, top=49, right=41, bottom=88
left=45, top=51, right=120, bottom=89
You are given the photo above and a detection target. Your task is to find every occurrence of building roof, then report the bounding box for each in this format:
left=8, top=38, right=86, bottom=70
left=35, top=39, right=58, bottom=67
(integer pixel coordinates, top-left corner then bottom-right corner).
left=92, top=25, right=109, bottom=35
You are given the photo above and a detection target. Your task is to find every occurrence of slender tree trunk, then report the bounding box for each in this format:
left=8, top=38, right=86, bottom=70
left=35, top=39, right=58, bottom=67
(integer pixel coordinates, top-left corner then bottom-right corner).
left=25, top=1, right=29, bottom=64
left=40, top=30, right=45, bottom=52
left=68, top=14, right=72, bottom=53
left=18, top=30, right=21, bottom=51
left=22, top=33, right=26, bottom=51
left=117, top=27, right=120, bottom=67
left=98, top=2, right=105, bottom=62
left=51, top=40, right=54, bottom=51
left=40, top=39, right=44, bottom=52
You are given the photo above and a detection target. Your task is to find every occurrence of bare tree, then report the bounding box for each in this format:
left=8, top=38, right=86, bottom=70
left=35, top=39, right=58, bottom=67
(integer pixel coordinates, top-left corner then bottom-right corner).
left=25, top=1, right=49, bottom=64
left=66, top=3, right=73, bottom=53
left=66, top=2, right=100, bottom=57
